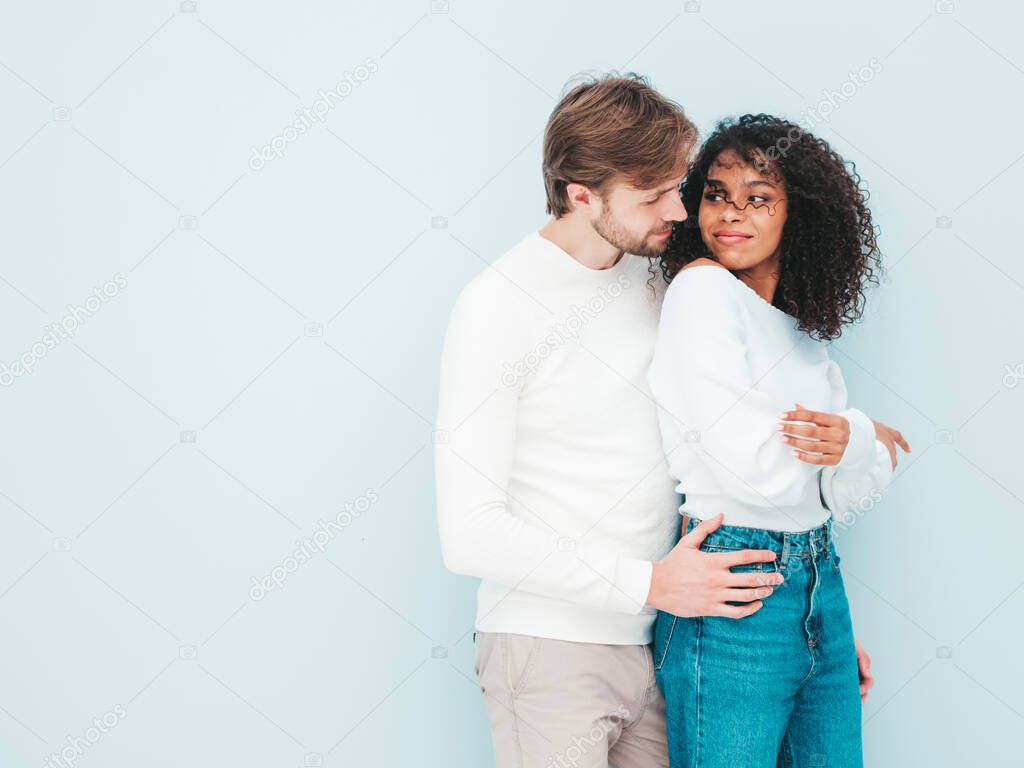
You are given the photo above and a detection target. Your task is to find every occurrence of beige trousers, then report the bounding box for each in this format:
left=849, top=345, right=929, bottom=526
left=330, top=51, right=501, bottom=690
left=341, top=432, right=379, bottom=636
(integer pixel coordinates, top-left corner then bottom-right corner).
left=473, top=631, right=669, bottom=768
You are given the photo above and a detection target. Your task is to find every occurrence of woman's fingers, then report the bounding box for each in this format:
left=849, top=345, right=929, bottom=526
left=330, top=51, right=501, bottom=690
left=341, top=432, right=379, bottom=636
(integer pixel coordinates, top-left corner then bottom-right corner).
left=791, top=448, right=841, bottom=466
left=780, top=408, right=828, bottom=426
left=781, top=435, right=842, bottom=454
left=778, top=422, right=828, bottom=439
left=874, top=419, right=912, bottom=453
left=892, top=430, right=911, bottom=453
left=781, top=404, right=851, bottom=465
left=780, top=429, right=845, bottom=464
left=878, top=436, right=897, bottom=470
left=780, top=403, right=842, bottom=427
left=873, top=419, right=910, bottom=469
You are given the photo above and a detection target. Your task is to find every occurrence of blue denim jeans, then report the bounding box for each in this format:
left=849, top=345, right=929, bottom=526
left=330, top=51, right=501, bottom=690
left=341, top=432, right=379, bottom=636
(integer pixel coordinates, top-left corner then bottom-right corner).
left=653, top=516, right=862, bottom=768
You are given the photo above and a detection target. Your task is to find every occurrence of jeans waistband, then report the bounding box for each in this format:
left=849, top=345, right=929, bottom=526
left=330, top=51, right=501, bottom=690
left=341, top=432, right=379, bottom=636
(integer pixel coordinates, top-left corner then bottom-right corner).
left=681, top=513, right=834, bottom=563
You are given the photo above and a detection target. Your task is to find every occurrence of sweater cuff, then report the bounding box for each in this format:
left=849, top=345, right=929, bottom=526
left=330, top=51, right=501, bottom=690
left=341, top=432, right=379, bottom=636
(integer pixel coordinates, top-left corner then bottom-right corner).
left=605, top=558, right=654, bottom=615
left=835, top=407, right=876, bottom=473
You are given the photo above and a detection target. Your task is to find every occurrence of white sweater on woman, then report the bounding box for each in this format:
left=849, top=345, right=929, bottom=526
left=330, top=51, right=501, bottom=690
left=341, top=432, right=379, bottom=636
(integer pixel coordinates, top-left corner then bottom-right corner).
left=646, top=264, right=893, bottom=532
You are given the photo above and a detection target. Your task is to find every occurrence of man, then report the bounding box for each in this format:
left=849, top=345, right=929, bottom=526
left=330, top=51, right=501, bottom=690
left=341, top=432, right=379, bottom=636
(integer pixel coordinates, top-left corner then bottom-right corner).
left=435, top=73, right=872, bottom=768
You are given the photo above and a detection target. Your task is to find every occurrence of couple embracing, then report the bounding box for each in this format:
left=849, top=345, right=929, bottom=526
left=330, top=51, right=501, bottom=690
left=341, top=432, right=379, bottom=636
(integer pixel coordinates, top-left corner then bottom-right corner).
left=435, top=72, right=909, bottom=768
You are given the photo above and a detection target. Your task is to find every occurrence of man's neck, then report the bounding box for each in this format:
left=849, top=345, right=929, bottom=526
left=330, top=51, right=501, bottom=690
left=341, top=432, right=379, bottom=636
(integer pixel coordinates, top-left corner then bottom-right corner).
left=538, top=216, right=624, bottom=271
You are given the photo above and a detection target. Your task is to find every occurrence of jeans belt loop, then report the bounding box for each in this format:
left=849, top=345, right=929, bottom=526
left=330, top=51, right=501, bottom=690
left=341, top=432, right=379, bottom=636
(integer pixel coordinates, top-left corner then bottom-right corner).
left=780, top=532, right=791, bottom=568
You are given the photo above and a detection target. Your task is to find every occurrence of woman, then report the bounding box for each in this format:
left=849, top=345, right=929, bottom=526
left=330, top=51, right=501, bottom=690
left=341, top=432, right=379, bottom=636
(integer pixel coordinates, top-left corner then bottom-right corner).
left=646, top=114, right=909, bottom=767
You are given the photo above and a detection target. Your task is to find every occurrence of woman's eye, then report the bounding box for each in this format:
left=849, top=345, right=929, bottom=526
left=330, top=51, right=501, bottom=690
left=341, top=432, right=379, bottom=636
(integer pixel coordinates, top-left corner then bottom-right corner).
left=750, top=195, right=769, bottom=203
left=704, top=192, right=724, bottom=202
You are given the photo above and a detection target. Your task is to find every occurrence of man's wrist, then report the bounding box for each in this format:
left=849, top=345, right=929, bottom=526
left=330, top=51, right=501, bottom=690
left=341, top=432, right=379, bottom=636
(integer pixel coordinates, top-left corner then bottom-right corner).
left=609, top=557, right=654, bottom=615
left=644, top=558, right=663, bottom=609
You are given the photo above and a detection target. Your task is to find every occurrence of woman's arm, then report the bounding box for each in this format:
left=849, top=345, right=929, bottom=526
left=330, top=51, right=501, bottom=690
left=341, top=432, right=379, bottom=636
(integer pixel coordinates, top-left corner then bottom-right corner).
left=815, top=360, right=897, bottom=519
left=647, top=263, right=821, bottom=509
left=818, top=412, right=895, bottom=519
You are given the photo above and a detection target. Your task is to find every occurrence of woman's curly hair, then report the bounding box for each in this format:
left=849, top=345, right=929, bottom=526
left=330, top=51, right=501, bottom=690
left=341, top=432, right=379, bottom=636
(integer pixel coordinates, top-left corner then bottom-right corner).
left=656, top=114, right=882, bottom=341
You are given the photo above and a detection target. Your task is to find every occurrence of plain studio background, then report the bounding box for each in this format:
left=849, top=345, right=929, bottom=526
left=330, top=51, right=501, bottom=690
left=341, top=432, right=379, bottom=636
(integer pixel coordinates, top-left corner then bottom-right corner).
left=1, top=1, right=1022, bottom=766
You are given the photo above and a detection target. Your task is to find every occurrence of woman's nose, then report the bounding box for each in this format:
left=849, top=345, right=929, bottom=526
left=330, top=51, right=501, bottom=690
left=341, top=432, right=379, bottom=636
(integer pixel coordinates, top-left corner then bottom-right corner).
left=719, top=204, right=744, bottom=222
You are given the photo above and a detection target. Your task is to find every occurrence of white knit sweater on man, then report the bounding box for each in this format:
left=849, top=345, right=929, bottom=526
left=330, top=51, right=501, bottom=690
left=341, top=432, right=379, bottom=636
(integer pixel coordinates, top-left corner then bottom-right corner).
left=435, top=230, right=680, bottom=645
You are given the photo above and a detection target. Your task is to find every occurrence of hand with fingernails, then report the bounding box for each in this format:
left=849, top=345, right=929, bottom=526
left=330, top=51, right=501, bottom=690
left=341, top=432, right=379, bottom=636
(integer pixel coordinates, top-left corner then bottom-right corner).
left=778, top=402, right=911, bottom=470
left=646, top=513, right=784, bottom=618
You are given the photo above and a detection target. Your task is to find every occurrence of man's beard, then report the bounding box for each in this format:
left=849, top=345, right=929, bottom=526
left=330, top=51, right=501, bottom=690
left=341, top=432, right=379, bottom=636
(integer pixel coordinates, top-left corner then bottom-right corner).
left=592, top=205, right=671, bottom=259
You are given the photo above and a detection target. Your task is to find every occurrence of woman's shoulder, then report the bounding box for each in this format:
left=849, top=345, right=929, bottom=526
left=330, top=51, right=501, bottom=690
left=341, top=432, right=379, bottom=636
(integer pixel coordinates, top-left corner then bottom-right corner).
left=673, top=258, right=737, bottom=287
left=664, top=258, right=741, bottom=308
left=680, top=257, right=730, bottom=274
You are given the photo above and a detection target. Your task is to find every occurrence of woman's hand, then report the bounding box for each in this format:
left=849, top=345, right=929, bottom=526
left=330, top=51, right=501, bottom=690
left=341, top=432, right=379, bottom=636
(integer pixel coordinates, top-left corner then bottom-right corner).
left=777, top=403, right=850, bottom=466
left=871, top=419, right=911, bottom=470
left=855, top=636, right=874, bottom=703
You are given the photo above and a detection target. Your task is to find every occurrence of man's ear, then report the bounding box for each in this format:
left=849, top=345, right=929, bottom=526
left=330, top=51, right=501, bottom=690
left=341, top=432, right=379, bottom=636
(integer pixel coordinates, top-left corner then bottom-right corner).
left=565, top=182, right=593, bottom=213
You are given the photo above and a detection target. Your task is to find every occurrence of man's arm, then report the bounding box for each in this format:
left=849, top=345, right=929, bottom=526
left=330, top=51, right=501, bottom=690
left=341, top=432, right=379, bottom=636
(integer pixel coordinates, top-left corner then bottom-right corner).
left=434, top=282, right=652, bottom=614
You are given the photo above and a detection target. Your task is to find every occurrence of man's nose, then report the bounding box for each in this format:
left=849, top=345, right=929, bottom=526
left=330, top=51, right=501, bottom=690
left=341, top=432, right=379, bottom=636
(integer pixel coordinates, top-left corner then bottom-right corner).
left=665, top=193, right=688, bottom=222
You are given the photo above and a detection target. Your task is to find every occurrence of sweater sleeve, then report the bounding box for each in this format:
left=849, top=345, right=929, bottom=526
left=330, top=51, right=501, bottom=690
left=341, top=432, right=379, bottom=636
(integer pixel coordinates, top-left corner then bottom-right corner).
left=434, top=281, right=653, bottom=615
left=647, top=265, right=821, bottom=509
left=819, top=362, right=894, bottom=520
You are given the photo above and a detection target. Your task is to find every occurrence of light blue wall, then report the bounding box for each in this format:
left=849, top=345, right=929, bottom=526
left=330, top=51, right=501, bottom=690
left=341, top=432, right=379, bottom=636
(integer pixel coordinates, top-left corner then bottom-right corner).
left=1, top=1, right=1021, bottom=765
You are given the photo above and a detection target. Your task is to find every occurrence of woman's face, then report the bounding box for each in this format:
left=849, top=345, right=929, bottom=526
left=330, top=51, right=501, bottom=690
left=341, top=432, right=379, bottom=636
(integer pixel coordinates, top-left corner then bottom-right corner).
left=698, top=149, right=787, bottom=271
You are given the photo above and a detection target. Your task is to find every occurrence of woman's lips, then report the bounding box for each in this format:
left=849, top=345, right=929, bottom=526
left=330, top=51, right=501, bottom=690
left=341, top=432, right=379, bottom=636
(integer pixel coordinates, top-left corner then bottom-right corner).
left=713, top=232, right=752, bottom=245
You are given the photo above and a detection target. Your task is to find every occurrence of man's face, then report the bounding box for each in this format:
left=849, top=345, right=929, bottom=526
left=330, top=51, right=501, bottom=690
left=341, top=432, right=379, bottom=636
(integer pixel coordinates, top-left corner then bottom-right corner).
left=590, top=175, right=688, bottom=258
